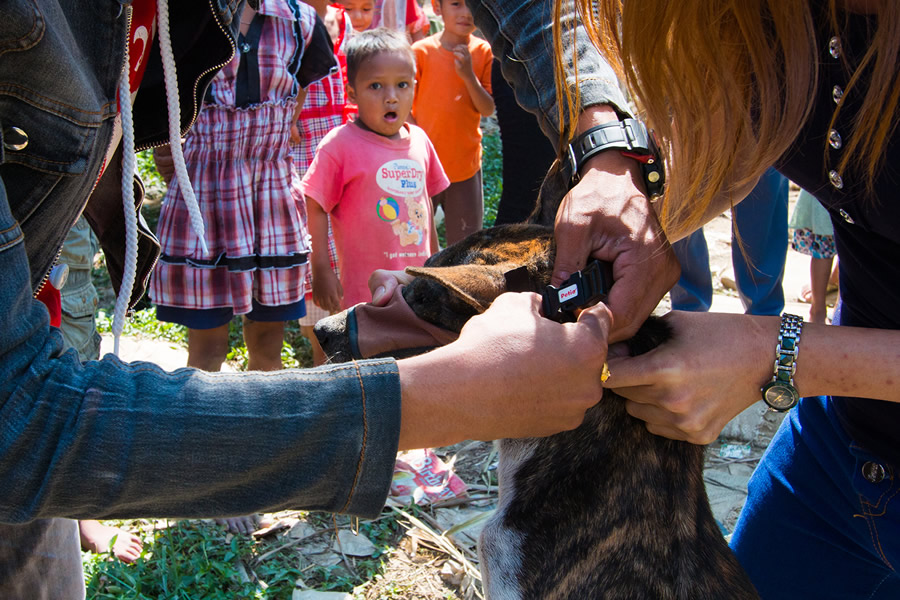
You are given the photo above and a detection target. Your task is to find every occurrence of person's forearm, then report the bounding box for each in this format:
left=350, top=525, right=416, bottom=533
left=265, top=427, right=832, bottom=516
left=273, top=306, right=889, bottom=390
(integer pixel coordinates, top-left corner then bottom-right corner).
left=793, top=322, right=900, bottom=402
left=462, top=74, right=495, bottom=116
left=307, top=197, right=332, bottom=270
left=468, top=0, right=630, bottom=143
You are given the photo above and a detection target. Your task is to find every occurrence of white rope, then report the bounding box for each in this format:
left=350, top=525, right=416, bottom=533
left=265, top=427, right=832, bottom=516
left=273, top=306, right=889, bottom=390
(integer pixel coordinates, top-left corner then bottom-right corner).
left=112, top=5, right=139, bottom=357
left=156, top=0, right=208, bottom=254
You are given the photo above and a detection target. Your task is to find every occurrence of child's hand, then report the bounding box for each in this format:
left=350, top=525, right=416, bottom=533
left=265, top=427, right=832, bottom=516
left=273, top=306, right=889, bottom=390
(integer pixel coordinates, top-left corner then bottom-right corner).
left=153, top=144, right=178, bottom=185
left=312, top=268, right=343, bottom=314
left=451, top=45, right=475, bottom=80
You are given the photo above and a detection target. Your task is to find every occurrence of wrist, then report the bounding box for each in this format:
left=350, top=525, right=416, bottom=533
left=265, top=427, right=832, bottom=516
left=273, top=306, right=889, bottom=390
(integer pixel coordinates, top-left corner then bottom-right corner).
left=398, top=348, right=468, bottom=449
left=575, top=104, right=622, bottom=135
left=568, top=118, right=665, bottom=198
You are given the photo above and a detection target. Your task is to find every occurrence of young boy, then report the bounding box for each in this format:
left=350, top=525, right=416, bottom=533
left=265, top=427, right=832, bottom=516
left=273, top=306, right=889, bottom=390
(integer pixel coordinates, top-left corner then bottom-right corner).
left=411, top=0, right=494, bottom=245
left=301, top=28, right=449, bottom=312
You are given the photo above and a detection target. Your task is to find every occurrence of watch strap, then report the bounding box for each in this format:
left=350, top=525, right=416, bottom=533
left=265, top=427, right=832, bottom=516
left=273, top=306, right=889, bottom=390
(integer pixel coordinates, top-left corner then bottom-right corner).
left=772, top=313, right=803, bottom=387
left=567, top=118, right=665, bottom=197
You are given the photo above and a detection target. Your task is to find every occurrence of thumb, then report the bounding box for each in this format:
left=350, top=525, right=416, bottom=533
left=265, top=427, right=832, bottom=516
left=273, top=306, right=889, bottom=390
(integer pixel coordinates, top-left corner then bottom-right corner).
left=575, top=302, right=613, bottom=344
left=552, top=218, right=591, bottom=287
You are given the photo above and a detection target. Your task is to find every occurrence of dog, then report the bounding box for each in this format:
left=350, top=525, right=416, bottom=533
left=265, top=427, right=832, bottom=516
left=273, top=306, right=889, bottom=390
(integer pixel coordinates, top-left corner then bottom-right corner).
left=314, top=221, right=759, bottom=599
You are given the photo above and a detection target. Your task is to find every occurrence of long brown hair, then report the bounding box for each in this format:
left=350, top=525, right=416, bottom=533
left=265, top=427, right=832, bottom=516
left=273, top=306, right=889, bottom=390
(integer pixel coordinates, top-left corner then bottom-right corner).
left=555, top=0, right=900, bottom=237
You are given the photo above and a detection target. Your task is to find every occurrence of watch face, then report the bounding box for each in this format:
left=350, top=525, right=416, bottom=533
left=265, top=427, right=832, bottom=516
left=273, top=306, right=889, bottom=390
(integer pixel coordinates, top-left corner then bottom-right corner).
left=762, top=381, right=799, bottom=411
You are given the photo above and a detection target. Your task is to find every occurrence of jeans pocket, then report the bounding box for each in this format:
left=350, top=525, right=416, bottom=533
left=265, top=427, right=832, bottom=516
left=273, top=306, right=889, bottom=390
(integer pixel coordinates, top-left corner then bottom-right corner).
left=0, top=0, right=43, bottom=57
left=850, top=445, right=898, bottom=569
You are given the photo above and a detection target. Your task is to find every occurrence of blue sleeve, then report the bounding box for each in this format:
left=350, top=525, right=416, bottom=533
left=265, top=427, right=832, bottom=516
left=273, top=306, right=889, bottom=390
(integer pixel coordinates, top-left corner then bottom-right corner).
left=0, top=180, right=401, bottom=522
left=468, top=0, right=632, bottom=145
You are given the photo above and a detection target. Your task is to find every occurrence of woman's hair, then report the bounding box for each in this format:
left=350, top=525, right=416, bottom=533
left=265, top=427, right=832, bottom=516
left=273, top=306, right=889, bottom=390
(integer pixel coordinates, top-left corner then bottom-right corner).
left=555, top=0, right=900, bottom=237
left=345, top=27, right=416, bottom=86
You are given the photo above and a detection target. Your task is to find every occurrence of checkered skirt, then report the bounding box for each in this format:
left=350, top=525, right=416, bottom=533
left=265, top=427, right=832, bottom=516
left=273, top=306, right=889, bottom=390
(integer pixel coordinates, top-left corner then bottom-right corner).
left=151, top=102, right=310, bottom=314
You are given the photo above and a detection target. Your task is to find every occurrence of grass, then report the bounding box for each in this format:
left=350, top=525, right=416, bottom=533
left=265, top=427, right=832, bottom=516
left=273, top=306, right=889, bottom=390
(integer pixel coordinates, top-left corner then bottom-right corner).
left=83, top=129, right=504, bottom=598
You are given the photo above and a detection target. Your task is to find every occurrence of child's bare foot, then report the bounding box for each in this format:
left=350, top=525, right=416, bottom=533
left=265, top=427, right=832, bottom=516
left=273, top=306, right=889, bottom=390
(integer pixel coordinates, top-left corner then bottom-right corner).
left=79, top=520, right=143, bottom=563
left=215, top=514, right=270, bottom=535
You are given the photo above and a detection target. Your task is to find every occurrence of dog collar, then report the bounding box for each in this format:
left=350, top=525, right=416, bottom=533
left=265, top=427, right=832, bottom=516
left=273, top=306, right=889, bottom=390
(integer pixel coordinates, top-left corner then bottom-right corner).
left=505, top=260, right=614, bottom=323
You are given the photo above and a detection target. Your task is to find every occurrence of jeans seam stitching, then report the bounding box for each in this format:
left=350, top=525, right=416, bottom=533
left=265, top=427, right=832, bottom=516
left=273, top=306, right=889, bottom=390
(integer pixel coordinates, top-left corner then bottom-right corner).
left=339, top=360, right=369, bottom=514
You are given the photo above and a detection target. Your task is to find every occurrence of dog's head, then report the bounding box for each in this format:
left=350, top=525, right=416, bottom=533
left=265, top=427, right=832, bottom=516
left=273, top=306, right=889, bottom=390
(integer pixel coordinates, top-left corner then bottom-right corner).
left=314, top=223, right=555, bottom=362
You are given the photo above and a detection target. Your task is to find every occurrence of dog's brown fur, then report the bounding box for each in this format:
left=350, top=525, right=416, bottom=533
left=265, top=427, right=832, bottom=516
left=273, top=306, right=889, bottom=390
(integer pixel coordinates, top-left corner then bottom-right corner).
left=314, top=223, right=759, bottom=599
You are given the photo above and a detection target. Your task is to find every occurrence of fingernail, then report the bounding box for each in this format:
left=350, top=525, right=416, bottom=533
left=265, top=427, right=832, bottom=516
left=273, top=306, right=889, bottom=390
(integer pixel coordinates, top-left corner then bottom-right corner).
left=372, top=285, right=387, bottom=304
left=553, top=271, right=570, bottom=286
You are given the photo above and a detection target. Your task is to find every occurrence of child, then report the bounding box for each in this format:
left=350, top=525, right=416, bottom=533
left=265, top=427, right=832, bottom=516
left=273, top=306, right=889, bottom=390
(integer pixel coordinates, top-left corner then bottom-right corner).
left=411, top=0, right=494, bottom=245
left=302, top=28, right=449, bottom=312
left=340, top=0, right=376, bottom=32
left=294, top=0, right=353, bottom=365
left=339, top=0, right=427, bottom=41
left=150, top=0, right=335, bottom=531
left=790, top=188, right=839, bottom=324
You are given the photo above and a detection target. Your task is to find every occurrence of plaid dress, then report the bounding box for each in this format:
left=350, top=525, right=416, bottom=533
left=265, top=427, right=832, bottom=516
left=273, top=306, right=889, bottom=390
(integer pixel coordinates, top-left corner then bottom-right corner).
left=152, top=1, right=320, bottom=315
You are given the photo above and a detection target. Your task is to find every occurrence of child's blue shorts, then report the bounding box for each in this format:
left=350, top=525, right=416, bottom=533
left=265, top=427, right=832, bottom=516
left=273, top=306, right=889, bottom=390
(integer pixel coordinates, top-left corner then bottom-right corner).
left=156, top=298, right=306, bottom=330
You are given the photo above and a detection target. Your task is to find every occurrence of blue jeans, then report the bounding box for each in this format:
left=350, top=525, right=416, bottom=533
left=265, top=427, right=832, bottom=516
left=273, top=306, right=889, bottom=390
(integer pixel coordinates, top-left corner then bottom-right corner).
left=730, top=396, right=900, bottom=599
left=671, top=168, right=788, bottom=315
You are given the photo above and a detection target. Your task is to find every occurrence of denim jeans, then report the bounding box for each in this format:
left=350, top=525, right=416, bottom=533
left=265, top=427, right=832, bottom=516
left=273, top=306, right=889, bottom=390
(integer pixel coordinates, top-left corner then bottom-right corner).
left=671, top=168, right=789, bottom=315
left=731, top=396, right=900, bottom=599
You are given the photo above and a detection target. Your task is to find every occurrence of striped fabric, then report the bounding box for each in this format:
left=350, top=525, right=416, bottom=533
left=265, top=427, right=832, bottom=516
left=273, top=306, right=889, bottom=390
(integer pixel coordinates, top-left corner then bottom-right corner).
left=151, top=1, right=318, bottom=315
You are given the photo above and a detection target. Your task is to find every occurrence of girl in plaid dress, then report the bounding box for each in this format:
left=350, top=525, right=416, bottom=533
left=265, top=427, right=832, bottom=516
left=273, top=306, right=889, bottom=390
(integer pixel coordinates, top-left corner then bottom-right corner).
left=151, top=0, right=334, bottom=376
left=294, top=0, right=353, bottom=365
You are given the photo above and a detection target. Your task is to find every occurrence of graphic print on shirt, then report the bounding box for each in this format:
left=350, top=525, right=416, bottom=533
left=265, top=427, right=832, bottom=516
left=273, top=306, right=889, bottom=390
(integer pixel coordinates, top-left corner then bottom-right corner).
left=375, top=158, right=429, bottom=250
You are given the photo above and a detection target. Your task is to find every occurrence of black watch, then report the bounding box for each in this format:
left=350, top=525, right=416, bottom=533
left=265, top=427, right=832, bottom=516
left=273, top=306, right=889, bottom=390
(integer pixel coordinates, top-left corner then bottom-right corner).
left=760, top=314, right=803, bottom=411
left=567, top=118, right=665, bottom=198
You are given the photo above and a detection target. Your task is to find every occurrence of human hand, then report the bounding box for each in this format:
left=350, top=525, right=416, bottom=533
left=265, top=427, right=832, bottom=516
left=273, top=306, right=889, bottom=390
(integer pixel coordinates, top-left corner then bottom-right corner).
left=451, top=44, right=475, bottom=80
left=368, top=269, right=415, bottom=306
left=603, top=311, right=780, bottom=444
left=553, top=149, right=680, bottom=343
left=152, top=144, right=178, bottom=185
left=312, top=268, right=343, bottom=313
left=397, top=293, right=612, bottom=449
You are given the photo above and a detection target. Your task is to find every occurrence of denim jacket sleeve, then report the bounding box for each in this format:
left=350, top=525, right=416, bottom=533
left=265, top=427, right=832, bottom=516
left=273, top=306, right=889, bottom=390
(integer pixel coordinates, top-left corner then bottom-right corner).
left=0, top=182, right=401, bottom=521
left=469, top=0, right=632, bottom=145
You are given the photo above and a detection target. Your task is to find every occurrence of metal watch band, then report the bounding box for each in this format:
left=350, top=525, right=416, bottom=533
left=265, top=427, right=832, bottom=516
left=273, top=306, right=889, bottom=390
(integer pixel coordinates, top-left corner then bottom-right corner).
left=567, top=118, right=665, bottom=198
left=772, top=313, right=803, bottom=388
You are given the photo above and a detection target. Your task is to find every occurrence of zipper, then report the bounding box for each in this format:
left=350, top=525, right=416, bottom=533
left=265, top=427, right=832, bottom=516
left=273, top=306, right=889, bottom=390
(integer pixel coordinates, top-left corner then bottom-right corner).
left=33, top=5, right=134, bottom=300
left=134, top=0, right=237, bottom=153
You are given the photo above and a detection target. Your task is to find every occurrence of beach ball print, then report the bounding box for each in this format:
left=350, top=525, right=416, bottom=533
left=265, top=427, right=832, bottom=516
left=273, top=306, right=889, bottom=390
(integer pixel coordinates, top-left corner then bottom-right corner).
left=377, top=196, right=400, bottom=221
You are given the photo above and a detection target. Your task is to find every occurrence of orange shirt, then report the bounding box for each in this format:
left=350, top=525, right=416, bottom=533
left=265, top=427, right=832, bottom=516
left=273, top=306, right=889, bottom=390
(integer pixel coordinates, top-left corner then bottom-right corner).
left=412, top=34, right=492, bottom=182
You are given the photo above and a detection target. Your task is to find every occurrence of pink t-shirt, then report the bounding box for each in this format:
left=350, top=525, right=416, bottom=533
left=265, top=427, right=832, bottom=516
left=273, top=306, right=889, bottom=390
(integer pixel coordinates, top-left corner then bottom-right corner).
left=302, top=122, right=450, bottom=308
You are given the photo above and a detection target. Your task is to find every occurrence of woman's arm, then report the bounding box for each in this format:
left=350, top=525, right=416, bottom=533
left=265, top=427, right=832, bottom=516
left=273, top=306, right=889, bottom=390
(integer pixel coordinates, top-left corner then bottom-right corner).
left=604, top=311, right=900, bottom=444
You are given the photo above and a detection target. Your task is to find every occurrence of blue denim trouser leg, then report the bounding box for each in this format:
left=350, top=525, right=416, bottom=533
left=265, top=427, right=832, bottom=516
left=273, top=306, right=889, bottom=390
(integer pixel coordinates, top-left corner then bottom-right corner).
left=670, top=167, right=788, bottom=315
left=731, top=168, right=788, bottom=316
left=730, top=396, right=900, bottom=599
left=670, top=228, right=713, bottom=311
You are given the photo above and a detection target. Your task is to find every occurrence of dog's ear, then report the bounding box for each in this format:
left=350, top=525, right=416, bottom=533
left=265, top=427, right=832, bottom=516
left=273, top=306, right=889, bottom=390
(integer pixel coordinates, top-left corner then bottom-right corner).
left=405, top=263, right=513, bottom=313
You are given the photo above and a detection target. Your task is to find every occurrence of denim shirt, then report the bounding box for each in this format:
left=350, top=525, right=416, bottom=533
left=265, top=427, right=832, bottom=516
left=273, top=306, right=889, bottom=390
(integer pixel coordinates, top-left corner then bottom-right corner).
left=1, top=2, right=401, bottom=596
left=467, top=0, right=632, bottom=217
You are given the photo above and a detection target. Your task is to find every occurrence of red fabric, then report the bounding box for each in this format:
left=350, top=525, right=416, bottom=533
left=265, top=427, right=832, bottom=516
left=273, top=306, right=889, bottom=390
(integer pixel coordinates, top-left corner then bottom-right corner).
left=128, top=0, right=157, bottom=92
left=35, top=285, right=62, bottom=328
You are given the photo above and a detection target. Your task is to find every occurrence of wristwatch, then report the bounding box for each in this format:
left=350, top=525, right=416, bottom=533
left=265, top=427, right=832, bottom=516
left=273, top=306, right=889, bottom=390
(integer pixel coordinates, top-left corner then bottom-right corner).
left=760, top=313, right=804, bottom=411
left=567, top=118, right=665, bottom=198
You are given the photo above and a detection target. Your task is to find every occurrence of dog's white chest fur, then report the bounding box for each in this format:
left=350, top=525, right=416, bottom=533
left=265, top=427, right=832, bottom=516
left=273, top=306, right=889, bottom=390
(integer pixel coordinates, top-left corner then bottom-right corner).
left=478, top=438, right=539, bottom=600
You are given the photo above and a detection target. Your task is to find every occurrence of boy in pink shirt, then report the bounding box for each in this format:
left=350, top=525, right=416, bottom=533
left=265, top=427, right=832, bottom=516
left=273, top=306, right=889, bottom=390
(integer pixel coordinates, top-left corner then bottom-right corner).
left=302, top=28, right=449, bottom=311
